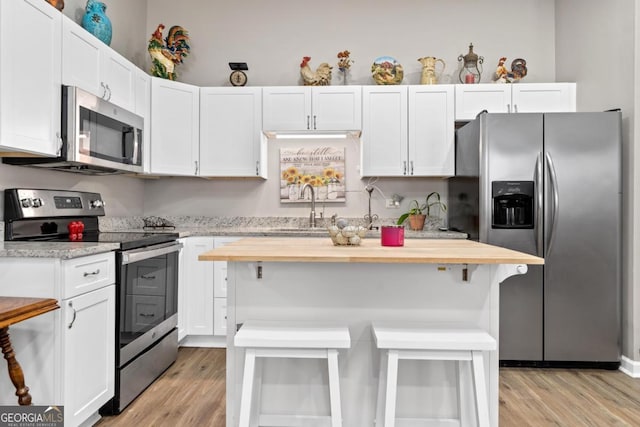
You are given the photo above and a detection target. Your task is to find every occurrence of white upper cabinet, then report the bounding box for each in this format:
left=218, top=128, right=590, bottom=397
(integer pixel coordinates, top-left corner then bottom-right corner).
left=408, top=85, right=455, bottom=176
left=0, top=0, right=61, bottom=156
left=263, top=86, right=361, bottom=131
left=455, top=82, right=576, bottom=121
left=62, top=15, right=136, bottom=112
left=200, top=87, right=266, bottom=178
left=361, top=86, right=407, bottom=177
left=361, top=85, right=454, bottom=177
left=150, top=77, right=200, bottom=176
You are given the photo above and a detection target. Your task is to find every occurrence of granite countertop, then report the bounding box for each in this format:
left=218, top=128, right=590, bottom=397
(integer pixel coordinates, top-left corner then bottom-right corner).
left=0, top=216, right=467, bottom=259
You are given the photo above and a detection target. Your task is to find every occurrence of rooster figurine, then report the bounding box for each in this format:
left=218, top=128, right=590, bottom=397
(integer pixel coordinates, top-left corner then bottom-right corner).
left=148, top=24, right=191, bottom=81
left=300, top=56, right=332, bottom=86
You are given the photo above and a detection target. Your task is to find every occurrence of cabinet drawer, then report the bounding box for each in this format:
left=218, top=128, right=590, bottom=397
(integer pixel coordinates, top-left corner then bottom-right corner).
left=63, top=252, right=115, bottom=299
left=213, top=298, right=227, bottom=336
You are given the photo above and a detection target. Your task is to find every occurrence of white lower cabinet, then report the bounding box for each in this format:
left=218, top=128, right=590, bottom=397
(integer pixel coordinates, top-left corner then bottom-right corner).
left=179, top=236, right=238, bottom=347
left=0, top=252, right=115, bottom=427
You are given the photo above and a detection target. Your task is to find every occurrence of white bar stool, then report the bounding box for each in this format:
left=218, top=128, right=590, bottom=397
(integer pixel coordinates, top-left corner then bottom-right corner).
left=234, top=320, right=351, bottom=427
left=372, top=321, right=497, bottom=427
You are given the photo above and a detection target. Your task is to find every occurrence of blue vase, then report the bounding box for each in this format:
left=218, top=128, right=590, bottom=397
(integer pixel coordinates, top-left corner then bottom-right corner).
left=82, top=0, right=112, bottom=46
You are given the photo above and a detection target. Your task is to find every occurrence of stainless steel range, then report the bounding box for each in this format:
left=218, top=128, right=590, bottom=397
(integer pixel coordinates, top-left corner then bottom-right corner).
left=4, top=188, right=182, bottom=414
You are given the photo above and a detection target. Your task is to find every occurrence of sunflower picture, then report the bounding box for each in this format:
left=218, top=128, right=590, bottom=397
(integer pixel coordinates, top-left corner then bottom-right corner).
left=280, top=147, right=346, bottom=203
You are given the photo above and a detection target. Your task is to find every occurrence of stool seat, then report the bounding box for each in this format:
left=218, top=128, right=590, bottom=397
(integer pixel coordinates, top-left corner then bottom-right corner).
left=372, top=321, right=496, bottom=351
left=235, top=320, right=351, bottom=349
left=372, top=321, right=496, bottom=427
left=235, top=320, right=351, bottom=427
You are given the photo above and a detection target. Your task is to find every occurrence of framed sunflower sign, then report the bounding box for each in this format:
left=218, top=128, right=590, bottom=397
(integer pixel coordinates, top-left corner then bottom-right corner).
left=280, top=147, right=346, bottom=203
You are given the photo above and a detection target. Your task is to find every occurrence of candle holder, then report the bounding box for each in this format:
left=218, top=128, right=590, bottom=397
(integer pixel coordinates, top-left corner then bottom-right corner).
left=458, top=43, right=484, bottom=84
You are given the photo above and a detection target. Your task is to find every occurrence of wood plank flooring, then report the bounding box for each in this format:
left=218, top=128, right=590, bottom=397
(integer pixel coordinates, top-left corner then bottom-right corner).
left=97, top=348, right=640, bottom=426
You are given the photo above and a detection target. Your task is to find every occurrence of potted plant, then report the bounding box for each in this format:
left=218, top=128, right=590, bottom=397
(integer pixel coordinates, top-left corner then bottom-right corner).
left=397, top=192, right=447, bottom=231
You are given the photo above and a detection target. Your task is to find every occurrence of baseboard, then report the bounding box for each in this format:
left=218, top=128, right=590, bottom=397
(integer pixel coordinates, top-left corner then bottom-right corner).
left=619, top=356, right=640, bottom=377
left=179, top=335, right=226, bottom=348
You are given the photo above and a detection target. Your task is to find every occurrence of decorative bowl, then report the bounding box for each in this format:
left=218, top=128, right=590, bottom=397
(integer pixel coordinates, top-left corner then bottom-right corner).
left=327, top=224, right=368, bottom=246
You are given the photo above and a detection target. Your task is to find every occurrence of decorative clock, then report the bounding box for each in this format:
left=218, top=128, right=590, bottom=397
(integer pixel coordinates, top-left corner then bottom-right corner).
left=229, top=62, right=248, bottom=87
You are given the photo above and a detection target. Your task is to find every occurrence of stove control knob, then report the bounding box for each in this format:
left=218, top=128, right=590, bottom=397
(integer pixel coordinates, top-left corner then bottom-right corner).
left=32, top=198, right=43, bottom=208
left=90, top=199, right=105, bottom=209
left=21, top=198, right=33, bottom=208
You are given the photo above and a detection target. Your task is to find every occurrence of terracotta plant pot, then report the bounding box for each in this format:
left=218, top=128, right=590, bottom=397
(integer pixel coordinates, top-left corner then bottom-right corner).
left=408, top=214, right=426, bottom=231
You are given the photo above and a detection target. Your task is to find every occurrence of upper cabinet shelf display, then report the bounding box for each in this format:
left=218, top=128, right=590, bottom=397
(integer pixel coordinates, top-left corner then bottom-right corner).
left=0, top=0, right=62, bottom=156
left=262, top=86, right=362, bottom=132
left=454, top=82, right=576, bottom=121
left=62, top=15, right=136, bottom=112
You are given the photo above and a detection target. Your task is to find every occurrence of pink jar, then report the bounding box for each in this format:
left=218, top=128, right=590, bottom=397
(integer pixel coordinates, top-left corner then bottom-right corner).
left=381, top=225, right=405, bottom=247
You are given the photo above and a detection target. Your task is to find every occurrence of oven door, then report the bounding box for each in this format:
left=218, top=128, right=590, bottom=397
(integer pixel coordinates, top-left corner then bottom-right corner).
left=118, top=241, right=182, bottom=367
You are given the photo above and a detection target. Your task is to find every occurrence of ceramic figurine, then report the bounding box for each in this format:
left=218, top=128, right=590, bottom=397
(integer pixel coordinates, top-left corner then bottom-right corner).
left=418, top=56, right=446, bottom=85
left=493, top=57, right=528, bottom=83
left=371, top=56, right=403, bottom=85
left=300, top=57, right=332, bottom=86
left=81, top=0, right=112, bottom=46
left=337, top=50, right=353, bottom=85
left=46, top=0, right=64, bottom=11
left=148, top=24, right=191, bottom=81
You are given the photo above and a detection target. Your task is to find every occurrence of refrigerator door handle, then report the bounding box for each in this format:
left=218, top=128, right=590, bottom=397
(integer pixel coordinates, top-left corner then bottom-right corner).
left=545, top=151, right=560, bottom=257
left=534, top=152, right=544, bottom=257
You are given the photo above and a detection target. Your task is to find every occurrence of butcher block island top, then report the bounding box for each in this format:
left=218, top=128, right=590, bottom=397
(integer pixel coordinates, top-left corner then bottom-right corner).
left=198, top=236, right=544, bottom=264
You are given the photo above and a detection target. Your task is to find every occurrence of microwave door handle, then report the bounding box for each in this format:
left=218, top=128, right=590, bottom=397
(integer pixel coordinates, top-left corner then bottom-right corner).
left=132, top=128, right=140, bottom=166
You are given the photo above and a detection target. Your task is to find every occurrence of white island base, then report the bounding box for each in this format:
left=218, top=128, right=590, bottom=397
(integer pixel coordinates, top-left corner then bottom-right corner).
left=224, top=261, right=525, bottom=427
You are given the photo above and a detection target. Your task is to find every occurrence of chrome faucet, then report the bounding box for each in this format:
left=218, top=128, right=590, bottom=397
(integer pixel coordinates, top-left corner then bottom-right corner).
left=300, top=183, right=317, bottom=228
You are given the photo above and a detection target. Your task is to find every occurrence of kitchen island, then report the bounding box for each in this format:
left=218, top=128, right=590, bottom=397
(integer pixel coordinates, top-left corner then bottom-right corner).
left=199, top=237, right=543, bottom=427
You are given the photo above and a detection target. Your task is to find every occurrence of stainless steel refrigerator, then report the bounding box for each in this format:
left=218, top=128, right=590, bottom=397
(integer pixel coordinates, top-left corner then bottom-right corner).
left=449, top=112, right=621, bottom=367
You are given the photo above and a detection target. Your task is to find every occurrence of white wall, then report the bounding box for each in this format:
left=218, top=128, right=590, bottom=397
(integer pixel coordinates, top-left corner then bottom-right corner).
left=555, top=0, right=637, bottom=360
left=145, top=0, right=557, bottom=87
left=142, top=0, right=557, bottom=220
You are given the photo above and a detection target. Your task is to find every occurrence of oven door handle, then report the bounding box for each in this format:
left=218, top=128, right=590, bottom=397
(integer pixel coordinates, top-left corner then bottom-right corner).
left=121, top=241, right=183, bottom=265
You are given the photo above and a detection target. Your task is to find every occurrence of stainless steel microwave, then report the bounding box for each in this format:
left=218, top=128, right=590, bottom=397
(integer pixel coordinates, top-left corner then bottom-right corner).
left=4, top=86, right=144, bottom=175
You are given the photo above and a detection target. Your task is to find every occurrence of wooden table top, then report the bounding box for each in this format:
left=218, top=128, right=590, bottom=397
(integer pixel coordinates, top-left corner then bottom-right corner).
left=0, top=297, right=60, bottom=329
left=198, top=237, right=544, bottom=265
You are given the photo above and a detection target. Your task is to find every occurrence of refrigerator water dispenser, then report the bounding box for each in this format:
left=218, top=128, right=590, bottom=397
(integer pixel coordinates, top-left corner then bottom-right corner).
left=492, top=181, right=534, bottom=228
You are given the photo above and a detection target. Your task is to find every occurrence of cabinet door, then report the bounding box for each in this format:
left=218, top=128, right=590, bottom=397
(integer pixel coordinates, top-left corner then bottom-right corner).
left=135, top=69, right=152, bottom=173
left=200, top=87, right=265, bottom=177
left=262, top=86, right=312, bottom=131
left=311, top=86, right=362, bottom=130
left=454, top=83, right=511, bottom=121
left=408, top=85, right=455, bottom=176
left=0, top=0, right=61, bottom=155
left=213, top=237, right=240, bottom=299
left=511, top=83, right=576, bottom=113
left=63, top=285, right=115, bottom=427
left=150, top=77, right=200, bottom=175
left=213, top=298, right=227, bottom=336
left=61, top=15, right=102, bottom=98
left=101, top=49, right=136, bottom=112
left=183, top=237, right=214, bottom=335
left=361, top=86, right=408, bottom=177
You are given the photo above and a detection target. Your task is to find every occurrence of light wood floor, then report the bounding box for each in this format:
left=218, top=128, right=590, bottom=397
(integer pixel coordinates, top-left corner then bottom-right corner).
left=97, top=348, right=640, bottom=427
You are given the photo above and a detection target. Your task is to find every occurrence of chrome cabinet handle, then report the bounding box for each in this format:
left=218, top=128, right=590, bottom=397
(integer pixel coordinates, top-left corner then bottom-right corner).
left=194, top=160, right=199, bottom=175
left=513, top=104, right=518, bottom=113
left=410, top=161, right=414, bottom=175
left=313, top=115, right=317, bottom=129
left=255, top=160, right=259, bottom=176
left=100, top=82, right=107, bottom=99
left=139, top=313, right=155, bottom=318
left=68, top=301, right=77, bottom=329
left=507, top=104, right=511, bottom=113
left=83, top=269, right=100, bottom=277
left=306, top=115, right=310, bottom=130
left=141, top=275, right=156, bottom=280
left=403, top=161, right=407, bottom=175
